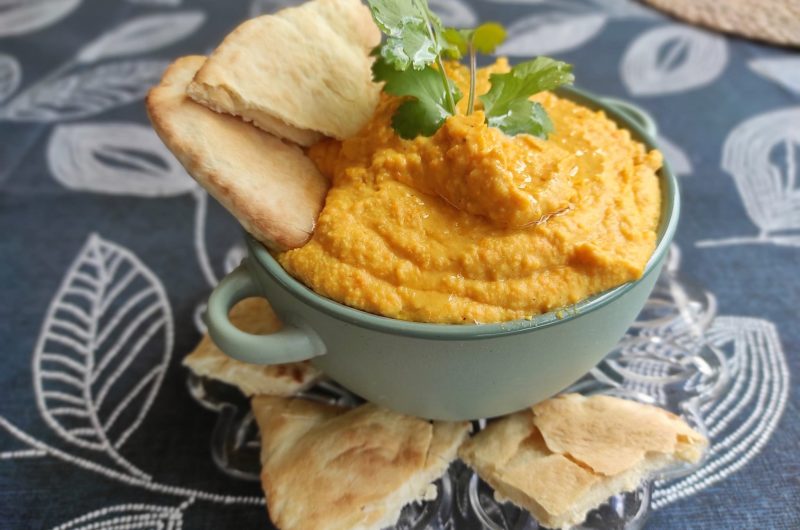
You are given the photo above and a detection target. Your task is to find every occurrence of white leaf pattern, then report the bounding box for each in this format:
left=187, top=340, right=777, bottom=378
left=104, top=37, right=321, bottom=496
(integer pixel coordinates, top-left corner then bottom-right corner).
left=0, top=53, right=21, bottom=103
left=0, top=0, right=81, bottom=37
left=76, top=12, right=206, bottom=64
left=657, top=134, right=693, bottom=176
left=253, top=0, right=476, bottom=25
left=193, top=302, right=207, bottom=335
left=727, top=109, right=799, bottom=231
left=126, top=0, right=182, bottom=5
left=496, top=13, right=607, bottom=56
left=582, top=0, right=657, bottom=18
left=51, top=502, right=187, bottom=530
left=621, top=25, right=728, bottom=96
left=33, top=234, right=173, bottom=455
left=576, top=251, right=790, bottom=509
left=0, top=0, right=791, bottom=524
left=749, top=58, right=800, bottom=95
left=481, top=0, right=656, bottom=18
left=429, top=0, right=477, bottom=28
left=652, top=317, right=790, bottom=509
left=0, top=60, right=168, bottom=122
left=697, top=107, right=800, bottom=247
left=47, top=122, right=195, bottom=197
left=224, top=244, right=247, bottom=275
left=251, top=0, right=471, bottom=27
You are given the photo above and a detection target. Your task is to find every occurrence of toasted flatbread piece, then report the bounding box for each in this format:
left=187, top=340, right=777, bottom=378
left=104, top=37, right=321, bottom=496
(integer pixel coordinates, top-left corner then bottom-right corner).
left=460, top=394, right=707, bottom=530
left=146, top=56, right=329, bottom=250
left=532, top=393, right=707, bottom=476
left=184, top=298, right=321, bottom=396
left=252, top=396, right=470, bottom=530
left=187, top=0, right=381, bottom=144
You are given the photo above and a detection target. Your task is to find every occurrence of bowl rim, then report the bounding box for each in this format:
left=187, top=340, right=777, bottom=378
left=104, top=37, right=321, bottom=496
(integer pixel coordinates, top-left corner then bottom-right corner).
left=246, top=86, right=680, bottom=340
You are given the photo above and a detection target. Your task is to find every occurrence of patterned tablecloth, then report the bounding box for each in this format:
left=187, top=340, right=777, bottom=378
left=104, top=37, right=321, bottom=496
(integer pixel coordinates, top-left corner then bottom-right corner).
left=0, top=0, right=798, bottom=528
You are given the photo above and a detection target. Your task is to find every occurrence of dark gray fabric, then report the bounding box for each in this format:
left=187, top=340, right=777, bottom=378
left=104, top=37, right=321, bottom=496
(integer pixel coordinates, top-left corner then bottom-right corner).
left=0, top=0, right=798, bottom=528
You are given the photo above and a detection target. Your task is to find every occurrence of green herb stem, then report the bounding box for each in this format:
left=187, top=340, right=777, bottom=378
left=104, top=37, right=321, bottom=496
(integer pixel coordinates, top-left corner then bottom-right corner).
left=467, top=41, right=476, bottom=115
left=436, top=55, right=457, bottom=114
left=413, top=0, right=457, bottom=115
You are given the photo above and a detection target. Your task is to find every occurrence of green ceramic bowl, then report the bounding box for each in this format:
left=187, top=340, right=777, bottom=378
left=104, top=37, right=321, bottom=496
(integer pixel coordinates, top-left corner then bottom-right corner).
left=206, top=88, right=679, bottom=420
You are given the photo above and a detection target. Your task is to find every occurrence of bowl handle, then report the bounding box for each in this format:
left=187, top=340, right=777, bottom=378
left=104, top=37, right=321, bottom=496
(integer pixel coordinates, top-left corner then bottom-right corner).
left=206, top=262, right=326, bottom=364
left=601, top=97, right=658, bottom=138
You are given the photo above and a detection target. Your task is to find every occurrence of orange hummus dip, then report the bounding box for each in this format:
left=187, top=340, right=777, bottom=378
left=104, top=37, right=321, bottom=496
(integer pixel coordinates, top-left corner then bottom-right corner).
left=278, top=59, right=662, bottom=324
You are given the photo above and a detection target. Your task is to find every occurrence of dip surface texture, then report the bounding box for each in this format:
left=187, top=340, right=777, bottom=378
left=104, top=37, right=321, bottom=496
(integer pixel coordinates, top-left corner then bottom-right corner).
left=278, top=59, right=662, bottom=324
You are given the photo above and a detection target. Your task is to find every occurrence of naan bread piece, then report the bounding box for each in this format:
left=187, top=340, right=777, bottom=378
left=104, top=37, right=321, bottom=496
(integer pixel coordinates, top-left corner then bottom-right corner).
left=146, top=56, right=329, bottom=250
left=252, top=396, right=470, bottom=530
left=184, top=298, right=321, bottom=396
left=460, top=412, right=601, bottom=529
left=460, top=394, right=707, bottom=530
left=187, top=0, right=381, bottom=144
left=532, top=393, right=707, bottom=476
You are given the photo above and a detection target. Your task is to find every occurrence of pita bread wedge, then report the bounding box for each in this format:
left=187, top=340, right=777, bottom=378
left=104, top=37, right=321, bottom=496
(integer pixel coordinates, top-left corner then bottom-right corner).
left=187, top=0, right=381, bottom=144
left=146, top=56, right=329, bottom=250
left=460, top=394, right=707, bottom=529
left=532, top=393, right=707, bottom=476
left=184, top=298, right=321, bottom=396
left=252, top=396, right=470, bottom=530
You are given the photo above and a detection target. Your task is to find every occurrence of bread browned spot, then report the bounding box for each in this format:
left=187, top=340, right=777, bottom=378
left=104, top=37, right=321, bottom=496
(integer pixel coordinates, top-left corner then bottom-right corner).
left=146, top=56, right=329, bottom=250
left=252, top=396, right=470, bottom=530
left=460, top=394, right=707, bottom=529
left=187, top=0, right=381, bottom=145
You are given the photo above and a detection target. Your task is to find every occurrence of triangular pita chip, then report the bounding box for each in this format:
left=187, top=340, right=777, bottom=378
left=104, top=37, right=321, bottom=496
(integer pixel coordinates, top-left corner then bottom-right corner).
left=146, top=56, right=329, bottom=250
left=532, top=393, right=707, bottom=476
left=460, top=394, right=707, bottom=529
left=184, top=298, right=321, bottom=396
left=187, top=0, right=381, bottom=144
left=252, top=396, right=470, bottom=530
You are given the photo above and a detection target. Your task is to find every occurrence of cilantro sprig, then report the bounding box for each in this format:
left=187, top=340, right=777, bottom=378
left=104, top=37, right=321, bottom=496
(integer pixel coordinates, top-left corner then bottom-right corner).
left=442, top=23, right=506, bottom=114
left=367, top=0, right=458, bottom=116
left=481, top=57, right=574, bottom=137
left=372, top=55, right=463, bottom=138
left=366, top=0, right=574, bottom=139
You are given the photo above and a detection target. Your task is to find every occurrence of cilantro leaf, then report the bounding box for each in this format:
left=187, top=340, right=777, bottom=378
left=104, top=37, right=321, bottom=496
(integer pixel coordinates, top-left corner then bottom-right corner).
left=442, top=28, right=469, bottom=57
left=490, top=99, right=553, bottom=137
left=480, top=57, right=573, bottom=138
left=379, top=22, right=437, bottom=69
left=373, top=56, right=463, bottom=138
left=444, top=22, right=507, bottom=114
left=443, top=23, right=505, bottom=58
left=367, top=0, right=447, bottom=70
left=367, top=0, right=438, bottom=34
left=472, top=22, right=506, bottom=54
left=437, top=28, right=461, bottom=61
left=368, top=1, right=570, bottom=140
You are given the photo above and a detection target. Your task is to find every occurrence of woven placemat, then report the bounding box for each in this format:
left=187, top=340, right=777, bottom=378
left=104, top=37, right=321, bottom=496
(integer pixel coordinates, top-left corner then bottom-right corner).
left=643, top=0, right=800, bottom=47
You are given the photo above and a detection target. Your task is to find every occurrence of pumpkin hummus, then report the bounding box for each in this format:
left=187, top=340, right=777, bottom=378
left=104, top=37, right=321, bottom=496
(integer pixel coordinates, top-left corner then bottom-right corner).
left=278, top=59, right=662, bottom=324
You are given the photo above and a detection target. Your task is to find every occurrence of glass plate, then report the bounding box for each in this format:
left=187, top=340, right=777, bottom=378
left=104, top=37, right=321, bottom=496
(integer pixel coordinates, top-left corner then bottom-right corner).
left=187, top=254, right=730, bottom=529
